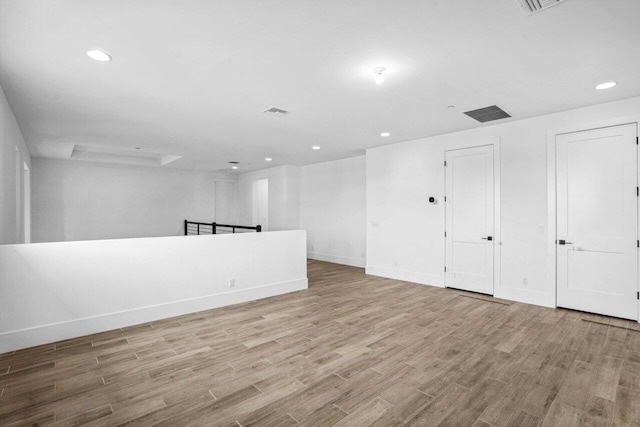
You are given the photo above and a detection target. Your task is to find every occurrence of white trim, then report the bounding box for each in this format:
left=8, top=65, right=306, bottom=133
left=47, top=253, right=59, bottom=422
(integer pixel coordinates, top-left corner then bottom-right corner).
left=495, top=142, right=502, bottom=298
left=0, top=278, right=307, bottom=353
left=443, top=138, right=501, bottom=296
left=308, top=252, right=366, bottom=268
left=546, top=129, right=558, bottom=309
left=366, top=265, right=443, bottom=287
left=496, top=286, right=554, bottom=308
left=546, top=118, right=640, bottom=321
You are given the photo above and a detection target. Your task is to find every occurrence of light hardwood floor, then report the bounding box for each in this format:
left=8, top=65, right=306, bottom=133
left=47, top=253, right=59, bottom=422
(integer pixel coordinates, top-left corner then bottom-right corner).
left=1, top=260, right=640, bottom=426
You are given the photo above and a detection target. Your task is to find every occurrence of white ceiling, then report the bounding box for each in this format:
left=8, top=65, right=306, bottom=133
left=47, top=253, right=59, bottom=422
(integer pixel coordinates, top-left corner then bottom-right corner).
left=1, top=0, right=639, bottom=173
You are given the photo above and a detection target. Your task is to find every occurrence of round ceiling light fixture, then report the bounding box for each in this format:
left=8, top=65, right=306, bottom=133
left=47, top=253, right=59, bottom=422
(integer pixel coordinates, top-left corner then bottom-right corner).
left=231, top=166, right=239, bottom=170
left=373, top=67, right=386, bottom=85
left=265, top=157, right=272, bottom=161
left=87, top=50, right=112, bottom=62
left=380, top=132, right=391, bottom=137
left=312, top=146, right=321, bottom=150
left=595, top=81, right=616, bottom=90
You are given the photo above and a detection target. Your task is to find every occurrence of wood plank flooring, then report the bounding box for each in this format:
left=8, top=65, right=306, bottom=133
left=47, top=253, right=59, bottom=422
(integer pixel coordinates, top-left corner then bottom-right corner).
left=1, top=260, right=640, bottom=426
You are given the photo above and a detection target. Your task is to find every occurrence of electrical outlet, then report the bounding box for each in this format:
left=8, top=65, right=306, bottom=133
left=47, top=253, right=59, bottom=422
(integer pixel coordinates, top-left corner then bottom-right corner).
left=522, top=277, right=528, bottom=287
left=310, top=245, right=314, bottom=251
left=393, top=260, right=398, bottom=267
left=229, top=278, right=235, bottom=288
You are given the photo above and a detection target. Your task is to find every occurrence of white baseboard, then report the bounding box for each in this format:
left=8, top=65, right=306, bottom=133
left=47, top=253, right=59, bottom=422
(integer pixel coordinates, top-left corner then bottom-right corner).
left=366, top=265, right=556, bottom=308
left=0, top=278, right=307, bottom=354
left=365, top=265, right=443, bottom=288
left=308, top=252, right=366, bottom=268
left=494, top=286, right=555, bottom=308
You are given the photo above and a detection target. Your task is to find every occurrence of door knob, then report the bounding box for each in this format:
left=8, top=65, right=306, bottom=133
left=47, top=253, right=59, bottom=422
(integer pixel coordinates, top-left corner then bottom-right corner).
left=481, top=236, right=493, bottom=241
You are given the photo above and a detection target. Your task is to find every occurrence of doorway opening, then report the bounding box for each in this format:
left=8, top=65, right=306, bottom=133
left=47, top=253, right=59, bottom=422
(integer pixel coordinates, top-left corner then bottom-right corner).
left=252, top=178, right=268, bottom=231
left=554, top=123, right=638, bottom=320
left=444, top=144, right=496, bottom=295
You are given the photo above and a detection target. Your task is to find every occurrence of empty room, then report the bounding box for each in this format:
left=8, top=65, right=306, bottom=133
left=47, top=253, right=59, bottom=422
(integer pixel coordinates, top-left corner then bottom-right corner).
left=1, top=0, right=640, bottom=425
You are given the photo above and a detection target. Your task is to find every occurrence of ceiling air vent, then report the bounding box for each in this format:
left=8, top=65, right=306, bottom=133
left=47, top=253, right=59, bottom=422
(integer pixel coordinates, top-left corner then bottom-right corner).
left=514, top=0, right=567, bottom=15
left=463, top=105, right=511, bottom=123
left=263, top=106, right=289, bottom=117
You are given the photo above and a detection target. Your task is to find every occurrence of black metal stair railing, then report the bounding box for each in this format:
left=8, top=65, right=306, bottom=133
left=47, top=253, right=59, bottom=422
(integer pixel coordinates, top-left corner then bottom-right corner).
left=184, top=220, right=262, bottom=236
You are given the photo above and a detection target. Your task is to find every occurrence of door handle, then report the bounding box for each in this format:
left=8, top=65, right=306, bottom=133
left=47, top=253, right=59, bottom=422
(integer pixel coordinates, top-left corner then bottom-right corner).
left=557, top=239, right=573, bottom=245
left=481, top=236, right=493, bottom=241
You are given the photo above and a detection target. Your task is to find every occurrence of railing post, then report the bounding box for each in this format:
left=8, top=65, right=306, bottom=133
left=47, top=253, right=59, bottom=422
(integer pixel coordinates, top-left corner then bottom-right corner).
left=232, top=227, right=236, bottom=234
left=184, top=219, right=188, bottom=236
left=256, top=225, right=262, bottom=232
left=197, top=223, right=200, bottom=235
left=212, top=222, right=216, bottom=234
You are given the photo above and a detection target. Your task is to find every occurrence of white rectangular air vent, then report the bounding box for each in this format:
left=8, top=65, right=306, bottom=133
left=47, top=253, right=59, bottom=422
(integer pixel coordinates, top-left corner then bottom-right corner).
left=514, top=0, right=567, bottom=15
left=263, top=106, right=289, bottom=117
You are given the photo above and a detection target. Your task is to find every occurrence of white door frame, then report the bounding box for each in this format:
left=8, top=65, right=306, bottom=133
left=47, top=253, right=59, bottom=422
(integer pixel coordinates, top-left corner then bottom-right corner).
left=443, top=137, right=501, bottom=294
left=546, top=118, right=640, bottom=322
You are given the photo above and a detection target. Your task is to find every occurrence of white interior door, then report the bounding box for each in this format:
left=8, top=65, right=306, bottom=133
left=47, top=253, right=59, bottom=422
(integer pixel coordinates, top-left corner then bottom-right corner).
left=445, top=145, right=495, bottom=295
left=556, top=124, right=638, bottom=320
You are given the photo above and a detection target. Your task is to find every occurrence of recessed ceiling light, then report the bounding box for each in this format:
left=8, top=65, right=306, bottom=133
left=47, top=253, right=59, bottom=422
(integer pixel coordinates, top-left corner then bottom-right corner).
left=373, top=67, right=386, bottom=85
left=380, top=132, right=391, bottom=137
left=265, top=157, right=272, bottom=162
left=312, top=146, right=321, bottom=150
left=595, top=81, right=616, bottom=90
left=231, top=166, right=238, bottom=170
left=87, top=50, right=112, bottom=62
left=447, top=105, right=456, bottom=109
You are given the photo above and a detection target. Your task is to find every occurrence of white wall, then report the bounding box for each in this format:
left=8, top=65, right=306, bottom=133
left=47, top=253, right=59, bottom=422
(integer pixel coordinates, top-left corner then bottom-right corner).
left=300, top=156, right=366, bottom=267
left=367, top=96, right=640, bottom=308
left=0, top=230, right=308, bottom=352
left=214, top=179, right=239, bottom=224
left=237, top=165, right=300, bottom=231
left=0, top=83, right=31, bottom=245
left=32, top=158, right=234, bottom=242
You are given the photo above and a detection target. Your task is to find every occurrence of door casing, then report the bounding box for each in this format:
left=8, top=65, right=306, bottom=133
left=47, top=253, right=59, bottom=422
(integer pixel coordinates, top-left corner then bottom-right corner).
left=546, top=120, right=640, bottom=323
left=443, top=138, right=501, bottom=295
left=444, top=145, right=495, bottom=294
